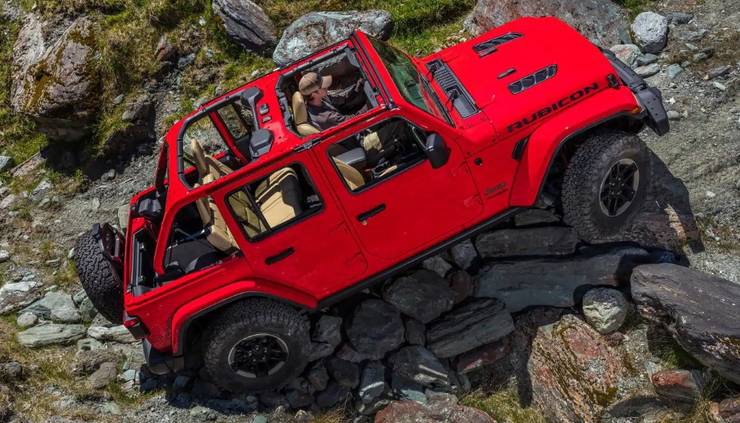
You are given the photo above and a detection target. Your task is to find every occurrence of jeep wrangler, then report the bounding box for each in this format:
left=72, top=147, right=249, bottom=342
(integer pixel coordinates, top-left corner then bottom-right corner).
left=74, top=17, right=668, bottom=393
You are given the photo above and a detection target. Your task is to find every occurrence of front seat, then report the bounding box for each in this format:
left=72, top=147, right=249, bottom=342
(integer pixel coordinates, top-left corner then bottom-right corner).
left=291, top=91, right=320, bottom=136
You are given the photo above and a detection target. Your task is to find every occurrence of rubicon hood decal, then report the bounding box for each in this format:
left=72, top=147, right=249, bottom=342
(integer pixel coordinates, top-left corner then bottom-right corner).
left=506, top=82, right=600, bottom=133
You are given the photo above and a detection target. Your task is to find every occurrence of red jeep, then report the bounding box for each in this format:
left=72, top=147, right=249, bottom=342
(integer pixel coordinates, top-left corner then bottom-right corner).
left=75, top=17, right=668, bottom=392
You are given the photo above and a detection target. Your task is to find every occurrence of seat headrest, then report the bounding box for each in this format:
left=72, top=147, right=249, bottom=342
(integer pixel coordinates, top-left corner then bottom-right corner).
left=291, top=91, right=320, bottom=136
left=190, top=138, right=209, bottom=178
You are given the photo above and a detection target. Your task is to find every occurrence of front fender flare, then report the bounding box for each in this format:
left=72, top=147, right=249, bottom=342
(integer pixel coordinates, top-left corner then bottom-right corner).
left=509, top=87, right=641, bottom=207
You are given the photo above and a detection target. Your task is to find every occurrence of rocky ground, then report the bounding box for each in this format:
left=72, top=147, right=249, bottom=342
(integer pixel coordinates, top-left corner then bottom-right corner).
left=0, top=0, right=739, bottom=422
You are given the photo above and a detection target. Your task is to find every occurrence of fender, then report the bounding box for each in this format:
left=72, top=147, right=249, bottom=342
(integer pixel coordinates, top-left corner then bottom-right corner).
left=508, top=86, right=641, bottom=206
left=170, top=279, right=318, bottom=355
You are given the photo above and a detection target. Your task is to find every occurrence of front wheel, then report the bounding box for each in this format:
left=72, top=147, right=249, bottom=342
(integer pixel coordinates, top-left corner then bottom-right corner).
left=562, top=130, right=651, bottom=242
left=202, top=299, right=310, bottom=393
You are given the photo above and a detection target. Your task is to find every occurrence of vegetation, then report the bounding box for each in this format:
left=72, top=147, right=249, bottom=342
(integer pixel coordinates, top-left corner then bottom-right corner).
left=462, top=388, right=547, bottom=423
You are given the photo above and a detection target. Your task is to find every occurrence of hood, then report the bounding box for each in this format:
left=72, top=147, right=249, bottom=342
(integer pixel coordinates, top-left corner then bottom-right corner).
left=421, top=17, right=618, bottom=134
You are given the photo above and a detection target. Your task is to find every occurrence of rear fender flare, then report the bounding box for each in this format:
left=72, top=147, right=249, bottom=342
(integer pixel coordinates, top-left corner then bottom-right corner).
left=508, top=87, right=641, bottom=207
left=170, top=280, right=317, bottom=355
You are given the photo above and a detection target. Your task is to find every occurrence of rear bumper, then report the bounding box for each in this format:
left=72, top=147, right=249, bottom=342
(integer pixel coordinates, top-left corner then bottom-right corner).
left=601, top=48, right=669, bottom=136
left=143, top=340, right=184, bottom=375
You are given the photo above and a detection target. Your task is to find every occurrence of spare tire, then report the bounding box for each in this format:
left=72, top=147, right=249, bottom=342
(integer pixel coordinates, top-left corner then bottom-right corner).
left=74, top=227, right=124, bottom=324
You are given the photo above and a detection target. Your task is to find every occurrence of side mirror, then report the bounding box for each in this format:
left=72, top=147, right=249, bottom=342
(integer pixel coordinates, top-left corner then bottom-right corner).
left=424, top=133, right=450, bottom=169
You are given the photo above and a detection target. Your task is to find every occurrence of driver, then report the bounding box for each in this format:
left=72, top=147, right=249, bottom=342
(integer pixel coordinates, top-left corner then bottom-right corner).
left=299, top=72, right=368, bottom=131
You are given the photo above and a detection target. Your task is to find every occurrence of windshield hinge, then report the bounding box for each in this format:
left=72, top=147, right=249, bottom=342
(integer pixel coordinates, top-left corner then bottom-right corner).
left=293, top=139, right=320, bottom=152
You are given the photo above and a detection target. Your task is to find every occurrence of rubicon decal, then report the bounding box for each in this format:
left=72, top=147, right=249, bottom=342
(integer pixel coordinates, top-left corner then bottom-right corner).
left=507, top=82, right=600, bottom=133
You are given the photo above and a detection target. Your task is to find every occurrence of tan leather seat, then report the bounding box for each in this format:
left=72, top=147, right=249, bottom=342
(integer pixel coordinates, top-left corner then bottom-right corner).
left=332, top=158, right=366, bottom=190
left=255, top=167, right=304, bottom=228
left=291, top=91, right=320, bottom=136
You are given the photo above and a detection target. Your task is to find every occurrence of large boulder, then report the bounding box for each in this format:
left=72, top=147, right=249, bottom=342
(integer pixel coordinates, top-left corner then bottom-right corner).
left=382, top=270, right=456, bottom=323
left=17, top=324, right=86, bottom=347
left=475, top=226, right=578, bottom=258
left=21, top=291, right=81, bottom=323
left=388, top=346, right=449, bottom=388
left=11, top=17, right=101, bottom=142
left=0, top=275, right=43, bottom=315
left=426, top=298, right=514, bottom=358
left=631, top=264, right=740, bottom=384
left=212, top=0, right=276, bottom=53
left=376, top=393, right=494, bottom=423
left=345, top=299, right=405, bottom=360
left=464, top=0, right=629, bottom=47
left=581, top=287, right=629, bottom=334
left=476, top=246, right=649, bottom=312
left=630, top=12, right=668, bottom=54
left=273, top=10, right=393, bottom=67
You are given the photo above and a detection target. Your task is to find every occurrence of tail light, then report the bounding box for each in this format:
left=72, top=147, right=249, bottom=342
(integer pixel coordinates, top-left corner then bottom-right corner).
left=123, top=312, right=149, bottom=339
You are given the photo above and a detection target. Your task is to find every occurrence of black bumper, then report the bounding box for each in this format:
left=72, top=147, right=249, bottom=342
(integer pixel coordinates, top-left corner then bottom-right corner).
left=143, top=340, right=184, bottom=375
left=601, top=48, right=670, bottom=136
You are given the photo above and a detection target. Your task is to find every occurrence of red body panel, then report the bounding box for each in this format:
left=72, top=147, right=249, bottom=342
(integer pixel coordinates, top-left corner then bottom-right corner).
left=121, top=17, right=644, bottom=355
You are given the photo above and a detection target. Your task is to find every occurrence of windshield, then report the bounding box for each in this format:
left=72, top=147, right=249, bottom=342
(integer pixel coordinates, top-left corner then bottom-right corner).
left=368, top=37, right=452, bottom=126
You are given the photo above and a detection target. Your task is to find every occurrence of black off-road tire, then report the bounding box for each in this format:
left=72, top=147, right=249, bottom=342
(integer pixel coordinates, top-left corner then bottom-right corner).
left=202, top=299, right=310, bottom=393
left=73, top=230, right=124, bottom=324
left=562, top=130, right=651, bottom=242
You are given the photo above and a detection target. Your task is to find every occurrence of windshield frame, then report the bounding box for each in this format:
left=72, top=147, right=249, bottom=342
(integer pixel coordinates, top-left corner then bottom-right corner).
left=367, top=37, right=454, bottom=127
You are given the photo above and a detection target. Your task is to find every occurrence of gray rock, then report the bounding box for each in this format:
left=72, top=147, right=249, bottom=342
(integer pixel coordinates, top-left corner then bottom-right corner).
left=0, top=250, right=9, bottom=264
left=667, top=110, right=681, bottom=120
left=0, top=194, right=17, bottom=210
left=448, top=270, right=475, bottom=304
left=22, top=291, right=81, bottom=323
left=359, top=361, right=387, bottom=404
left=0, top=277, right=43, bottom=315
left=326, top=357, right=359, bottom=389
left=88, top=361, right=117, bottom=389
left=212, top=0, right=276, bottom=53
left=651, top=369, right=704, bottom=403
left=308, top=342, right=336, bottom=361
left=476, top=246, right=649, bottom=312
left=312, top=315, right=342, bottom=347
left=273, top=10, right=393, bottom=66
left=581, top=288, right=629, bottom=334
left=666, top=64, right=683, bottom=79
left=389, top=346, right=449, bottom=388
left=16, top=312, right=38, bottom=328
left=636, top=53, right=659, bottom=66
left=391, top=373, right=427, bottom=403
left=285, top=388, right=313, bottom=409
left=421, top=255, right=452, bottom=278
left=0, top=156, right=12, bottom=172
left=666, top=12, right=693, bottom=25
left=17, top=323, right=86, bottom=347
left=635, top=63, right=660, bottom=77
left=404, top=318, right=426, bottom=346
left=376, top=394, right=494, bottom=422
left=475, top=226, right=578, bottom=258
left=72, top=347, right=122, bottom=376
left=383, top=270, right=456, bottom=323
left=713, top=81, right=727, bottom=91
left=631, top=264, right=740, bottom=384
left=0, top=362, right=22, bottom=382
left=87, top=325, right=135, bottom=343
left=315, top=381, right=350, bottom=409
left=708, top=65, right=732, bottom=79
left=306, top=361, right=329, bottom=392
left=335, top=343, right=372, bottom=363
left=610, top=44, right=642, bottom=66
left=76, top=337, right=104, bottom=353
left=464, top=0, right=627, bottom=47
left=631, top=12, right=668, bottom=54
left=121, top=95, right=152, bottom=123
left=426, top=299, right=514, bottom=358
left=346, top=299, right=404, bottom=360
left=449, top=240, right=478, bottom=270
left=514, top=209, right=561, bottom=226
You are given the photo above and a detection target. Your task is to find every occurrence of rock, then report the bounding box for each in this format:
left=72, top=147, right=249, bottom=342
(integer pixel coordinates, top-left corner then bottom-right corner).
left=212, top=0, right=276, bottom=53
left=666, top=12, right=693, bottom=24
left=529, top=314, right=630, bottom=422
left=667, top=110, right=681, bottom=120
left=631, top=12, right=668, bottom=54
left=273, top=10, right=393, bottom=66
left=76, top=337, right=104, bottom=353
left=326, top=357, right=359, bottom=389
left=0, top=362, right=22, bottom=382
left=315, top=381, right=350, bottom=409
left=514, top=209, right=560, bottom=226
left=450, top=240, right=478, bottom=270
left=0, top=194, right=17, bottom=210
left=610, top=44, right=642, bottom=66
left=0, top=156, right=12, bottom=172
left=0, top=384, right=12, bottom=422
left=22, top=291, right=81, bottom=323
left=0, top=277, right=43, bottom=315
left=306, top=361, right=329, bottom=392
left=426, top=298, right=513, bottom=358
left=476, top=246, right=648, bottom=312
left=631, top=264, right=740, bottom=384
left=464, top=0, right=627, bottom=47
left=72, top=347, right=122, bottom=376
left=87, top=325, right=136, bottom=343
left=286, top=388, right=313, bottom=409
left=636, top=53, right=659, bottom=66
left=0, top=250, right=9, bottom=263
left=17, top=323, right=86, bottom=347
left=11, top=17, right=101, bottom=142
left=346, top=299, right=404, bottom=360
left=16, top=312, right=37, bottom=328
left=447, top=270, right=475, bottom=304
left=713, top=81, right=727, bottom=91
left=376, top=394, right=494, bottom=423
left=391, top=373, right=426, bottom=403
left=404, top=318, right=426, bottom=346
left=651, top=369, right=703, bottom=403
left=455, top=338, right=511, bottom=374
left=118, top=204, right=130, bottom=232
left=635, top=63, right=660, bottom=77
left=717, top=397, right=740, bottom=422
left=475, top=226, right=578, bottom=258
left=359, top=361, right=387, bottom=404
left=708, top=65, right=732, bottom=79
left=581, top=288, right=629, bottom=334
left=312, top=315, right=342, bottom=348
left=88, top=362, right=117, bottom=389
left=383, top=270, right=455, bottom=323
left=421, top=255, right=452, bottom=278
left=121, top=94, right=152, bottom=123
left=388, top=346, right=449, bottom=388
left=667, top=64, right=683, bottom=79
left=155, top=35, right=177, bottom=62
left=335, top=343, right=372, bottom=363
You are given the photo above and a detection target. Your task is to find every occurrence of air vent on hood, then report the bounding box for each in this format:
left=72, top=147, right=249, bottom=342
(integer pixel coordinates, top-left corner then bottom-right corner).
left=426, top=59, right=479, bottom=118
left=473, top=32, right=523, bottom=57
left=509, top=65, right=558, bottom=94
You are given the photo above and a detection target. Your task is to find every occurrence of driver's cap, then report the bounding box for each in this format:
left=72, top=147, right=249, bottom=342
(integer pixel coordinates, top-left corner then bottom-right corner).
left=299, top=72, right=332, bottom=96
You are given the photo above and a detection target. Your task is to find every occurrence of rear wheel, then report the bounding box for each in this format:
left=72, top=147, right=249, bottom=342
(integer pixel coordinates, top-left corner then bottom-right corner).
left=562, top=130, right=651, bottom=242
left=202, top=299, right=310, bottom=393
left=74, top=229, right=124, bottom=324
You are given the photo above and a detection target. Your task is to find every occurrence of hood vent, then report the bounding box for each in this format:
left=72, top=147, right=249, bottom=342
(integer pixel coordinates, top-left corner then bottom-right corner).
left=426, top=59, right=479, bottom=118
left=473, top=32, right=523, bottom=57
left=509, top=65, right=558, bottom=94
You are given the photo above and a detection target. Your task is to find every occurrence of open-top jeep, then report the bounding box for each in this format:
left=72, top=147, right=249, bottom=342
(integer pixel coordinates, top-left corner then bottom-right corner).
left=75, top=17, right=668, bottom=393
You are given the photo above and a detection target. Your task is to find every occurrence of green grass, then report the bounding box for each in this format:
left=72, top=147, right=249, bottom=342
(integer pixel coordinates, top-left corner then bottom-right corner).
left=462, top=389, right=547, bottom=423
left=614, top=0, right=655, bottom=18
